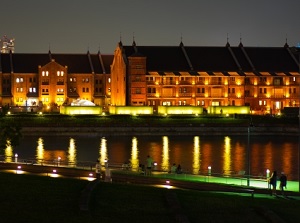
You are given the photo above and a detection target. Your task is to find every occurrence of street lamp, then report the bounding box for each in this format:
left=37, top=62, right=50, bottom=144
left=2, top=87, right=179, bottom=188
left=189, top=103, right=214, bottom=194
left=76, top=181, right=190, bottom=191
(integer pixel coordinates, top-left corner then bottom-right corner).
left=291, top=46, right=300, bottom=192
left=247, top=119, right=254, bottom=187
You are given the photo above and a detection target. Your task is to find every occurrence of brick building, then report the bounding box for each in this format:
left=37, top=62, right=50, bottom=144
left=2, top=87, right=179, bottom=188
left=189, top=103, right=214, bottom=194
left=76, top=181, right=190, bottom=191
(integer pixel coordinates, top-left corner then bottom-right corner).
left=111, top=41, right=300, bottom=114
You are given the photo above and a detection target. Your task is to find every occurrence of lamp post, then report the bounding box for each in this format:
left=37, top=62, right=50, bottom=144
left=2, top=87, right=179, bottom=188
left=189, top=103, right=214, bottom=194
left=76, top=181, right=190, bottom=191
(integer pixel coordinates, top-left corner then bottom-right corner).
left=291, top=46, right=300, bottom=192
left=247, top=119, right=254, bottom=187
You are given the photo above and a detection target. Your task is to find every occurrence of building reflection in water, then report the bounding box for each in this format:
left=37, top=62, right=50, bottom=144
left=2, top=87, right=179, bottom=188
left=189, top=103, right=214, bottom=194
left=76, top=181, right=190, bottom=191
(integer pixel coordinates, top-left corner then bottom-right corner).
left=161, top=136, right=170, bottom=171
left=223, top=136, right=231, bottom=175
left=68, top=138, right=77, bottom=166
left=131, top=137, right=139, bottom=171
left=11, top=135, right=298, bottom=180
left=193, top=136, right=200, bottom=174
left=36, top=137, right=44, bottom=164
left=5, top=140, right=13, bottom=163
left=99, top=137, right=107, bottom=168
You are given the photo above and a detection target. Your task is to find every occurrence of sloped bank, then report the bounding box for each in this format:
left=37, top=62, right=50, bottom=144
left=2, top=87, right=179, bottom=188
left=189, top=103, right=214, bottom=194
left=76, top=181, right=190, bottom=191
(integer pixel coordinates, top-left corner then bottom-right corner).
left=21, top=125, right=299, bottom=136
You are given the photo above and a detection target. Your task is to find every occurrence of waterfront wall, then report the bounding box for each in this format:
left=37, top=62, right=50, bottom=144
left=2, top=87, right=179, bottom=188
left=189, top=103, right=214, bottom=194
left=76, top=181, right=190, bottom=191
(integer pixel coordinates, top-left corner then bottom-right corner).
left=21, top=126, right=299, bottom=136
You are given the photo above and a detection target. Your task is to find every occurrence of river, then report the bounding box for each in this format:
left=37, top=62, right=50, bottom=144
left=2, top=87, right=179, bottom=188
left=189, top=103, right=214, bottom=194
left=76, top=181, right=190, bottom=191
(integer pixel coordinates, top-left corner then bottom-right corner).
left=3, top=135, right=299, bottom=180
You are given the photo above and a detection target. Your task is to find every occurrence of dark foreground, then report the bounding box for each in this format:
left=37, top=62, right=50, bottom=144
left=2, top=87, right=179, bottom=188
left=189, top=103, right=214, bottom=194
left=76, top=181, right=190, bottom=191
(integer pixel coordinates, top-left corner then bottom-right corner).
left=0, top=171, right=300, bottom=223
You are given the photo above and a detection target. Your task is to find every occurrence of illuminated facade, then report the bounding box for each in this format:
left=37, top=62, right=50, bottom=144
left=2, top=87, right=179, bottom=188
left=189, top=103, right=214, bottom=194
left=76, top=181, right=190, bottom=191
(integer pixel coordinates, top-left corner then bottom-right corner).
left=111, top=41, right=300, bottom=114
left=0, top=51, right=113, bottom=109
left=1, top=41, right=300, bottom=115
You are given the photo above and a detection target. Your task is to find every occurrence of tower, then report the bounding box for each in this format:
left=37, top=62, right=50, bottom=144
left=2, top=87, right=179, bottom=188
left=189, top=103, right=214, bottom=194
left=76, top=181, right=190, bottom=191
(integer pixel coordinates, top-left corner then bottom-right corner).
left=1, top=35, right=15, bottom=53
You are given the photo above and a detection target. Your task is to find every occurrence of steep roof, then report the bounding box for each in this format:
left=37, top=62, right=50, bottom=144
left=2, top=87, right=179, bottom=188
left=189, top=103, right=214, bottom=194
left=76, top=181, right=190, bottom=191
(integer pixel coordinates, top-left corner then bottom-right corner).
left=121, top=43, right=300, bottom=73
left=0, top=52, right=113, bottom=74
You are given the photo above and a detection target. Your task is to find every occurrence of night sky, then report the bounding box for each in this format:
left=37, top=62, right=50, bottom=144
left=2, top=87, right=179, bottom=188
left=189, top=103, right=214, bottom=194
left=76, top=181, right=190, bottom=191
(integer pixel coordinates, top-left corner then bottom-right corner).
left=1, top=0, right=300, bottom=54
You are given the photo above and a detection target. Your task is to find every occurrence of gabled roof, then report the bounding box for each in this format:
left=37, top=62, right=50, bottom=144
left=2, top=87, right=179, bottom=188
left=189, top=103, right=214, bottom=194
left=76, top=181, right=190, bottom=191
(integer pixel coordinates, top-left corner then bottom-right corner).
left=0, top=52, right=113, bottom=74
left=120, top=43, right=300, bottom=73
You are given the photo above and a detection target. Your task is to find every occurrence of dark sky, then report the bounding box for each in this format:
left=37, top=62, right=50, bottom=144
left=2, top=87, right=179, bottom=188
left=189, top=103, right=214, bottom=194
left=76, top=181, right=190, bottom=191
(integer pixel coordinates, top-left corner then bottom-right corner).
left=1, top=0, right=300, bottom=54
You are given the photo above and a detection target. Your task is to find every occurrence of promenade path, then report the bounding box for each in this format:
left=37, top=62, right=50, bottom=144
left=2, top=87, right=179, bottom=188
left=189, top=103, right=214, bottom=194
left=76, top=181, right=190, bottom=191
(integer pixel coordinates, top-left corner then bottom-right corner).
left=1, top=161, right=299, bottom=198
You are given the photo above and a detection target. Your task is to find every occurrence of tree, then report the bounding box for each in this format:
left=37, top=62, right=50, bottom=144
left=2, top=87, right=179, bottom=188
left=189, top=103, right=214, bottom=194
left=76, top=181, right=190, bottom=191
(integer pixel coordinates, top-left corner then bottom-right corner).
left=0, top=124, right=22, bottom=153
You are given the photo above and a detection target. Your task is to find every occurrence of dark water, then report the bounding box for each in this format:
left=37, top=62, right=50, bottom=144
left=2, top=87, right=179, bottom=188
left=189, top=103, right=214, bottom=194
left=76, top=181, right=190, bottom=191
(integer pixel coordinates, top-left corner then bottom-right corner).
left=4, top=135, right=299, bottom=180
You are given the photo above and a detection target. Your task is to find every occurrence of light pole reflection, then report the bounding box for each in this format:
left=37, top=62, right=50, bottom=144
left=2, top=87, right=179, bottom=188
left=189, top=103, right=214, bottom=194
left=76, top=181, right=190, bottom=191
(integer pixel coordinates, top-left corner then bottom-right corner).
left=223, top=136, right=231, bottom=175
left=162, top=136, right=169, bottom=171
left=131, top=137, right=139, bottom=171
left=36, top=137, right=44, bottom=164
left=99, top=137, right=107, bottom=169
left=193, top=136, right=200, bottom=174
left=68, top=138, right=77, bottom=166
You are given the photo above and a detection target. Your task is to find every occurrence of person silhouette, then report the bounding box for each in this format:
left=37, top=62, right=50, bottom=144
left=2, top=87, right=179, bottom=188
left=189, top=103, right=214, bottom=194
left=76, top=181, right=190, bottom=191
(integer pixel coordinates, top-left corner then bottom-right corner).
left=268, top=170, right=278, bottom=196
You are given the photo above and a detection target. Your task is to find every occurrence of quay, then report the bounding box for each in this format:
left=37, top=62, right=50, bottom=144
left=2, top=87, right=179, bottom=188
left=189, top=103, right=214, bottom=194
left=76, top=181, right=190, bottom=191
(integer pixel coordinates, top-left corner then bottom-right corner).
left=1, top=161, right=299, bottom=196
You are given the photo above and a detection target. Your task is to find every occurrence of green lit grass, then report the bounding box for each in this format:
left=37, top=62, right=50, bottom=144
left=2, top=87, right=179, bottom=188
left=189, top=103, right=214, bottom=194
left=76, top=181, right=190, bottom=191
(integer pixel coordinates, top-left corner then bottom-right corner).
left=0, top=114, right=298, bottom=128
left=0, top=172, right=300, bottom=223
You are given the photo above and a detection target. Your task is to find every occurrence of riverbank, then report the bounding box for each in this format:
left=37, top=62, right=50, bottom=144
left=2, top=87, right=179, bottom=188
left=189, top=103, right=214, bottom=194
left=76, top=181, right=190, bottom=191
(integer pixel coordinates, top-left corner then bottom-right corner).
left=21, top=125, right=299, bottom=136
left=1, top=114, right=299, bottom=136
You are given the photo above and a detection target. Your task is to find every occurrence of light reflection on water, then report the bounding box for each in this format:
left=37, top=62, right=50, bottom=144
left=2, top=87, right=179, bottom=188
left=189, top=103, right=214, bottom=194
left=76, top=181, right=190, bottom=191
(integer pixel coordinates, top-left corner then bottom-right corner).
left=4, top=135, right=299, bottom=180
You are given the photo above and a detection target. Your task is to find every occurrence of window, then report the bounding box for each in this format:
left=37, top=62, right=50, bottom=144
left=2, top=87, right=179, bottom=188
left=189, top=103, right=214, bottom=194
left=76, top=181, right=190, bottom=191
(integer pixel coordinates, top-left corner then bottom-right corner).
left=16, top=87, right=23, bottom=92
left=108, top=78, right=111, bottom=83
left=70, top=77, right=77, bottom=82
left=16, top=77, right=24, bottom=83
left=135, top=88, right=141, bottom=94
left=82, top=78, right=89, bottom=83
left=29, top=87, right=36, bottom=93
left=260, top=77, right=266, bottom=82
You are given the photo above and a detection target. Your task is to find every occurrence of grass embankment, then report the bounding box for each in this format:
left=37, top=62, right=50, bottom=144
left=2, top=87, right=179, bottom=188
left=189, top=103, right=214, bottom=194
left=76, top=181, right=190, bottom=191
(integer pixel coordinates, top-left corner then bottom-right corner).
left=0, top=172, right=299, bottom=223
left=0, top=113, right=298, bottom=127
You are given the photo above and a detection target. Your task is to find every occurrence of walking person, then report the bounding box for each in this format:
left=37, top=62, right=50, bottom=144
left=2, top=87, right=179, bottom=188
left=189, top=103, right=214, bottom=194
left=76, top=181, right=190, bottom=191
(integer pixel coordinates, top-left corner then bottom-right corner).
left=95, top=160, right=101, bottom=179
left=268, top=170, right=278, bottom=196
left=146, top=155, right=153, bottom=176
left=279, top=172, right=287, bottom=197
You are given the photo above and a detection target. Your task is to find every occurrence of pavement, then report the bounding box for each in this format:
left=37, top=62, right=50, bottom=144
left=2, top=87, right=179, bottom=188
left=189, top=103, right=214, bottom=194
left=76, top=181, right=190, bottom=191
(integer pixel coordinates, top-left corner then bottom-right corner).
left=1, top=161, right=300, bottom=200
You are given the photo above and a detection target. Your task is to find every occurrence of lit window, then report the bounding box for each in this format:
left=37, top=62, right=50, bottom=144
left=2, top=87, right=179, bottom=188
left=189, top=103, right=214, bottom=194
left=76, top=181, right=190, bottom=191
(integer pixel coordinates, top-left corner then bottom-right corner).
left=108, top=78, right=111, bottom=83
left=57, top=71, right=60, bottom=76
left=16, top=78, right=19, bottom=83
left=61, top=71, right=64, bottom=76
left=46, top=71, right=49, bottom=76
left=259, top=100, right=262, bottom=106
left=42, top=71, right=45, bottom=76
